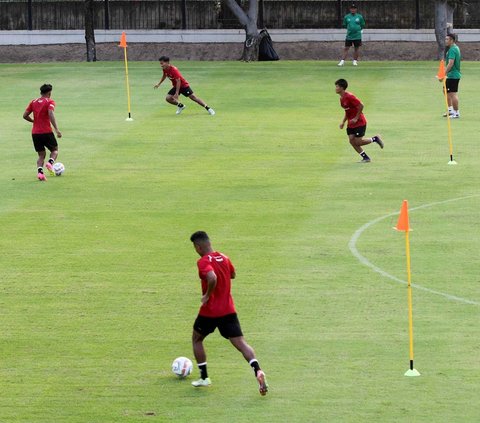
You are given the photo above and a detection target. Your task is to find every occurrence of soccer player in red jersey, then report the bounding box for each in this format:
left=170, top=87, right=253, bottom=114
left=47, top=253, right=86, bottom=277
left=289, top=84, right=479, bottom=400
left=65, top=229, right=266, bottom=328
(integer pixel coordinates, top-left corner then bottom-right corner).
left=154, top=56, right=215, bottom=116
left=335, top=78, right=383, bottom=163
left=23, top=84, right=62, bottom=180
left=189, top=231, right=268, bottom=395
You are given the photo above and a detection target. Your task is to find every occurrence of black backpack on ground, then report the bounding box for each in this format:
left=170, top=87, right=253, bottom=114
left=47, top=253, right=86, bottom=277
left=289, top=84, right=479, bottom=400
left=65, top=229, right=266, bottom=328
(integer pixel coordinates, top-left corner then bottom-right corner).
left=258, top=29, right=279, bottom=61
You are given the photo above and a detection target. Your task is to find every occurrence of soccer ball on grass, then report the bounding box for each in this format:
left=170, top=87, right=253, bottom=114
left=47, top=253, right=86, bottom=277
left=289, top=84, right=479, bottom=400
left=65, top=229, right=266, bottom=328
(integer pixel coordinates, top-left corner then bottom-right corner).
left=172, top=357, right=193, bottom=378
left=53, top=162, right=65, bottom=176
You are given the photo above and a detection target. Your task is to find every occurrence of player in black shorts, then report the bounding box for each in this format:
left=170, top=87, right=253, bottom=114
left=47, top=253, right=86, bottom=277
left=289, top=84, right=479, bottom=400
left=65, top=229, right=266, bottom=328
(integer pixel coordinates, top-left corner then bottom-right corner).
left=442, top=34, right=461, bottom=118
left=338, top=4, right=365, bottom=66
left=23, top=84, right=62, bottom=181
left=189, top=231, right=268, bottom=395
left=336, top=79, right=384, bottom=163
left=154, top=56, right=215, bottom=116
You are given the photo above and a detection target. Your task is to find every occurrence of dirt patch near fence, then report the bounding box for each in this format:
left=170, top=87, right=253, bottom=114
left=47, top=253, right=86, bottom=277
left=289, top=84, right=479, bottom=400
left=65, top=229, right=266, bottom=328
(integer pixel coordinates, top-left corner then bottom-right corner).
left=1, top=41, right=480, bottom=63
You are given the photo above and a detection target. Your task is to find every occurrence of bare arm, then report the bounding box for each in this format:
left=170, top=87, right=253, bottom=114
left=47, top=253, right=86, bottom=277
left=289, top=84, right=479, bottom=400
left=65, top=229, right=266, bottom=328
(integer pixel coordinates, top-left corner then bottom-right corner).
left=339, top=112, right=348, bottom=129
left=154, top=74, right=167, bottom=89
left=48, top=109, right=62, bottom=138
left=350, top=102, right=364, bottom=124
left=23, top=110, right=33, bottom=123
left=174, top=78, right=181, bottom=98
left=201, top=271, right=217, bottom=305
left=445, top=58, right=455, bottom=74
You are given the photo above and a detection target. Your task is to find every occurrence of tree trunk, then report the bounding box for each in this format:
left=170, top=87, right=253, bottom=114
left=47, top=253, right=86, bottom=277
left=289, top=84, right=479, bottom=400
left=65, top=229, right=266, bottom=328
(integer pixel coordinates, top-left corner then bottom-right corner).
left=224, top=0, right=260, bottom=62
left=241, top=20, right=261, bottom=61
left=84, top=0, right=96, bottom=62
left=434, top=0, right=447, bottom=60
left=446, top=1, right=456, bottom=35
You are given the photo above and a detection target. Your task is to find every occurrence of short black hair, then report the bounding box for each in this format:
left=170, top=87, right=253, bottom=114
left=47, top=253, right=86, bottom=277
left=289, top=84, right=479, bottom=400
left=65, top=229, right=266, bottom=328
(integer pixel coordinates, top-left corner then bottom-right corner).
left=40, top=84, right=53, bottom=94
left=190, top=231, right=210, bottom=244
left=335, top=79, right=348, bottom=90
left=350, top=3, right=357, bottom=8
left=447, top=33, right=456, bottom=42
left=158, top=56, right=170, bottom=62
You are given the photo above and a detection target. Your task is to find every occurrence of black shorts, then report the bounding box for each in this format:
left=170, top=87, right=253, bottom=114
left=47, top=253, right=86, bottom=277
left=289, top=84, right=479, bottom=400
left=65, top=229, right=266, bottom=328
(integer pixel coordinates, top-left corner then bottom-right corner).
left=347, top=125, right=367, bottom=137
left=446, top=78, right=460, bottom=93
left=345, top=39, right=362, bottom=48
left=193, top=313, right=244, bottom=339
left=32, top=133, right=58, bottom=153
left=168, top=86, right=194, bottom=97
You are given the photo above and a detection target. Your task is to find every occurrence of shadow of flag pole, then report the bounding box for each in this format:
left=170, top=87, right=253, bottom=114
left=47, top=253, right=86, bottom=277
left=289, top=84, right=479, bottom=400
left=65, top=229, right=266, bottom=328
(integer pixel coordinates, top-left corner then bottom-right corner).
left=436, top=60, right=456, bottom=165
left=119, top=31, right=133, bottom=121
left=394, top=200, right=420, bottom=377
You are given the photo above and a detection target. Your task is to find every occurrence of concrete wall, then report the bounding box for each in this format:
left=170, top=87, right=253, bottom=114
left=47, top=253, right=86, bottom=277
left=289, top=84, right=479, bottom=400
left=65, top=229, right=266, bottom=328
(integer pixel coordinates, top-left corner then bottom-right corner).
left=2, top=0, right=480, bottom=31
left=2, top=28, right=480, bottom=45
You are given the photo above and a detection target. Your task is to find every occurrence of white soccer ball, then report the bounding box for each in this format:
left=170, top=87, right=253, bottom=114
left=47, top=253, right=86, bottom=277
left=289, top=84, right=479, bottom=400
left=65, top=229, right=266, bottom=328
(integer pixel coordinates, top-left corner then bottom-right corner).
left=53, top=162, right=65, bottom=176
left=172, top=357, right=193, bottom=378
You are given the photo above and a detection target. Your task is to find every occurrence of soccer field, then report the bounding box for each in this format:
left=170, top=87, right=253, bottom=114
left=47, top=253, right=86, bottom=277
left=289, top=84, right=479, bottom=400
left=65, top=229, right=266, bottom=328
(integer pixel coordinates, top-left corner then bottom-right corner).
left=1, top=60, right=479, bottom=423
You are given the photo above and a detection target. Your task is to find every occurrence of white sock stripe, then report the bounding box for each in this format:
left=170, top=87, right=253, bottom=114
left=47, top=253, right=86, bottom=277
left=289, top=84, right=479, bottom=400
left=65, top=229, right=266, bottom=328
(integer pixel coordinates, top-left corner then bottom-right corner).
left=248, top=359, right=258, bottom=365
left=197, top=362, right=207, bottom=366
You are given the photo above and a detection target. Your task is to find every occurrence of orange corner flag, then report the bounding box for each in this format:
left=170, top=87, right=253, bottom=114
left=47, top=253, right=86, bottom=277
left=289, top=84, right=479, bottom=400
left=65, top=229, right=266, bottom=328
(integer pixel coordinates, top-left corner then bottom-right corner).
left=436, top=59, right=446, bottom=79
left=119, top=31, right=127, bottom=48
left=395, top=200, right=410, bottom=232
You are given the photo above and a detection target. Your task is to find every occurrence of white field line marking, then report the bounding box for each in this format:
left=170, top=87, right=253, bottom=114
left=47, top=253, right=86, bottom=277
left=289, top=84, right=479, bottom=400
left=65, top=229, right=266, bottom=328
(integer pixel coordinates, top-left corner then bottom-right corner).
left=349, top=195, right=480, bottom=306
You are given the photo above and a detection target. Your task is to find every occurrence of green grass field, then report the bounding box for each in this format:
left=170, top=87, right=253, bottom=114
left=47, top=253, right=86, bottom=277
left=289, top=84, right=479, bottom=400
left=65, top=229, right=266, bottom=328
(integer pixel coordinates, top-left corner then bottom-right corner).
left=1, top=60, right=479, bottom=423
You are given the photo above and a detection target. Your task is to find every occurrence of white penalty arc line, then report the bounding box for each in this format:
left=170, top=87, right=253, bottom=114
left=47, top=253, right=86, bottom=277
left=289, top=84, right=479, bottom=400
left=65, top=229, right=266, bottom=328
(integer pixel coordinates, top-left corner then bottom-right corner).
left=349, top=195, right=480, bottom=306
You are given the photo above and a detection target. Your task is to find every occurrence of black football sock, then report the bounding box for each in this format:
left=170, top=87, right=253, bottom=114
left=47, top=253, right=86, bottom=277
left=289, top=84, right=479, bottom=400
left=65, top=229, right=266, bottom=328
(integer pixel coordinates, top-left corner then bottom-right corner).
left=360, top=151, right=370, bottom=160
left=37, top=167, right=44, bottom=174
left=198, top=362, right=208, bottom=379
left=249, top=359, right=261, bottom=376
left=48, top=158, right=55, bottom=165
left=177, top=103, right=184, bottom=108
left=205, top=105, right=210, bottom=110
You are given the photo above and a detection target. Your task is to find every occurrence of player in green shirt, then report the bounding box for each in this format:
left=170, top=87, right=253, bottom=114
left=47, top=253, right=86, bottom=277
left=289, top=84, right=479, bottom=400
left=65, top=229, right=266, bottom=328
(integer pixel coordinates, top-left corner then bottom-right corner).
left=338, top=4, right=366, bottom=67
left=441, top=33, right=461, bottom=118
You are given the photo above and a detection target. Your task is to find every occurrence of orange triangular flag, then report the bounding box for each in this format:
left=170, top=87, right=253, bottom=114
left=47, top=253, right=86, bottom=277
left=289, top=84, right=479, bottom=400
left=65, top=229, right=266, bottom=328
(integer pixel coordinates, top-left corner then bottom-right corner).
left=119, top=31, right=127, bottom=48
left=395, top=200, right=410, bottom=232
left=436, top=59, right=446, bottom=79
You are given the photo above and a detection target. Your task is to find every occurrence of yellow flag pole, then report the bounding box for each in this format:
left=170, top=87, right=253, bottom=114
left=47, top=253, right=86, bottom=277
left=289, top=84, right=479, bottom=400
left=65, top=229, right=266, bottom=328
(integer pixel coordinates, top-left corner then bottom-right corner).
left=123, top=46, right=133, bottom=121
left=404, top=230, right=418, bottom=375
left=442, top=78, right=455, bottom=165
left=395, top=200, right=420, bottom=377
left=119, top=32, right=133, bottom=121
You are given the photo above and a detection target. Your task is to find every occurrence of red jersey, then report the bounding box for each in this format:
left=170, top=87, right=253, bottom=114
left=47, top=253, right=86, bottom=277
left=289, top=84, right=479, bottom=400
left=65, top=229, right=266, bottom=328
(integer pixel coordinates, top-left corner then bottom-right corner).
left=340, top=91, right=367, bottom=128
left=25, top=97, right=56, bottom=134
left=196, top=251, right=236, bottom=318
left=163, top=65, right=189, bottom=88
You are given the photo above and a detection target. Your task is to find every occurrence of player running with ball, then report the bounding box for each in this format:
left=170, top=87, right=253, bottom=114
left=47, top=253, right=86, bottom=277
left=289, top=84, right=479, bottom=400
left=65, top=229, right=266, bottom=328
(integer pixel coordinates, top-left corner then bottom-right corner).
left=189, top=231, right=268, bottom=396
left=335, top=78, right=383, bottom=163
left=23, top=84, right=62, bottom=181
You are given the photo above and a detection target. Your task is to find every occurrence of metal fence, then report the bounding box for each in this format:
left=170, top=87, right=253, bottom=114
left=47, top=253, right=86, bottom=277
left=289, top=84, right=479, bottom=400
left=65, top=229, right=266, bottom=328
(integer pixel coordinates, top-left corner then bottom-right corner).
left=0, top=0, right=478, bottom=31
